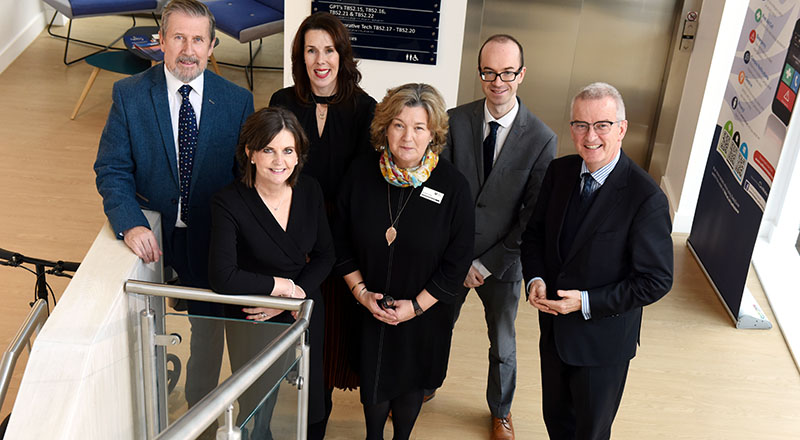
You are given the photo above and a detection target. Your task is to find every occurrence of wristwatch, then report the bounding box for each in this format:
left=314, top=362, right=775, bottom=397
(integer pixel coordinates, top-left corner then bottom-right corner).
left=411, top=298, right=424, bottom=316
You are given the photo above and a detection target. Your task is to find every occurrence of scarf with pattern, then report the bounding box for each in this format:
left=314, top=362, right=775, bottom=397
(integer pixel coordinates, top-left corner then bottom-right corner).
left=379, top=148, right=439, bottom=187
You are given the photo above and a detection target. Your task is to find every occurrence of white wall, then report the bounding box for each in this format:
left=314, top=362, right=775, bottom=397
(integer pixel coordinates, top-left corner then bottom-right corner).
left=283, top=1, right=468, bottom=109
left=662, top=0, right=749, bottom=232
left=0, top=0, right=50, bottom=75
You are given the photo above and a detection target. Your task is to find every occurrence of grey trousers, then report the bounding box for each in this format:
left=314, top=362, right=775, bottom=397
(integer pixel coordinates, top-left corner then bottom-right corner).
left=184, top=316, right=225, bottom=407
left=463, top=276, right=521, bottom=418
left=225, top=319, right=295, bottom=440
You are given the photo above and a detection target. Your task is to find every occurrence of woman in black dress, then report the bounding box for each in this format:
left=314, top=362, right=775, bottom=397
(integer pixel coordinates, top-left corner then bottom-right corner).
left=269, top=12, right=375, bottom=202
left=269, top=11, right=376, bottom=437
left=334, top=83, right=475, bottom=439
left=208, top=107, right=334, bottom=439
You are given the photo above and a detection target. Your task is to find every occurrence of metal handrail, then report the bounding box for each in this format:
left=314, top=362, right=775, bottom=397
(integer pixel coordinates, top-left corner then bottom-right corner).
left=124, top=280, right=313, bottom=440
left=0, top=299, right=48, bottom=408
left=125, top=280, right=311, bottom=317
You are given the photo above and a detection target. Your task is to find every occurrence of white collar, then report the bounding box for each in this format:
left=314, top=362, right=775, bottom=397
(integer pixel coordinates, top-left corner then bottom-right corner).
left=164, top=64, right=204, bottom=98
left=483, top=98, right=519, bottom=128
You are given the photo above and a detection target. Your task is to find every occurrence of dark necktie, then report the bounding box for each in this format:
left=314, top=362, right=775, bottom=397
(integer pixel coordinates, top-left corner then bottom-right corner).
left=580, top=172, right=598, bottom=203
left=178, top=84, right=198, bottom=224
left=483, top=121, right=500, bottom=179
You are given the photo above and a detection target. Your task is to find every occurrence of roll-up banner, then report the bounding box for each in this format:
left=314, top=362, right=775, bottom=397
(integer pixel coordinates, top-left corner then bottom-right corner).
left=689, top=1, right=800, bottom=329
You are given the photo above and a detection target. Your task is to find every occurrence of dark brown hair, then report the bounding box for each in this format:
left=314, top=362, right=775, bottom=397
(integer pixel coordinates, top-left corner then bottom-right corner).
left=237, top=107, right=309, bottom=188
left=478, top=34, right=524, bottom=70
left=160, top=0, right=216, bottom=43
left=290, top=12, right=363, bottom=104
left=370, top=83, right=449, bottom=154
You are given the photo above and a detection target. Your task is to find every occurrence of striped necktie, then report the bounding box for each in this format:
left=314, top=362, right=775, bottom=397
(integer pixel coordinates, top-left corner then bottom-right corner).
left=580, top=172, right=598, bottom=202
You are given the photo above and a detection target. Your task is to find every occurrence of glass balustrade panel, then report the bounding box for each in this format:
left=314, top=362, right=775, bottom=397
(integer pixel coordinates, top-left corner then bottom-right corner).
left=163, top=311, right=300, bottom=439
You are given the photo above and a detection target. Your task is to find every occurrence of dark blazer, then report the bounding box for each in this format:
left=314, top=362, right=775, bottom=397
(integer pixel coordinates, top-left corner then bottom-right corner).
left=208, top=176, right=334, bottom=422
left=94, top=65, right=254, bottom=287
left=521, top=151, right=673, bottom=366
left=443, top=98, right=556, bottom=281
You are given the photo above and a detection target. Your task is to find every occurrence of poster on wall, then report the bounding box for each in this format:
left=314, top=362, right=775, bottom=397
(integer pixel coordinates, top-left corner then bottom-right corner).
left=689, top=1, right=800, bottom=327
left=311, top=0, right=441, bottom=64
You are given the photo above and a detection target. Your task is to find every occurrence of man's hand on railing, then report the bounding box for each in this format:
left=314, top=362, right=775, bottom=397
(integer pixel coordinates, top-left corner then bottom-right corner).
left=123, top=226, right=162, bottom=263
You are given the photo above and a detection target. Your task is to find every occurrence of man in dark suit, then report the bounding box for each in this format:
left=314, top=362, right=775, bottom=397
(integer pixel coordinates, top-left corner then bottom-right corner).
left=93, top=0, right=253, bottom=407
left=443, top=34, right=556, bottom=440
left=521, top=82, right=673, bottom=440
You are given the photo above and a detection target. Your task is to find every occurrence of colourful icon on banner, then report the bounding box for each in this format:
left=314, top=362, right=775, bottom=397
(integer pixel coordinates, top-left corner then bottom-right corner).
left=782, top=63, right=795, bottom=85
left=755, top=9, right=762, bottom=23
left=732, top=96, right=739, bottom=109
left=739, top=71, right=746, bottom=84
left=744, top=50, right=751, bottom=64
left=750, top=29, right=757, bottom=43
left=792, top=71, right=800, bottom=92
left=740, top=142, right=749, bottom=159
left=724, top=120, right=733, bottom=135
left=777, top=81, right=796, bottom=111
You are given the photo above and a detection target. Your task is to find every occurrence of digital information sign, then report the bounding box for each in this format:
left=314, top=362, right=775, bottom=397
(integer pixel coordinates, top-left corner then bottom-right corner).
left=311, top=1, right=441, bottom=65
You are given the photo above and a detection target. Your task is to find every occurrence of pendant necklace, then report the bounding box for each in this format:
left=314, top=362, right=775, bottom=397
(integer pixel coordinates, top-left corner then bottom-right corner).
left=386, top=184, right=415, bottom=246
left=258, top=185, right=290, bottom=212
left=311, top=94, right=328, bottom=120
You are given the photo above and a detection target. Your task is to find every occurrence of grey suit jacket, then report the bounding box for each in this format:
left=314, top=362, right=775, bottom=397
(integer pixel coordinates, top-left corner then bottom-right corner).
left=442, top=98, right=556, bottom=282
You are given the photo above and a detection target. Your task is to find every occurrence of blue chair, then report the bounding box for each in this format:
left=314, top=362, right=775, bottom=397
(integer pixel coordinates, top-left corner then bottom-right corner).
left=42, top=0, right=166, bottom=65
left=203, top=0, right=283, bottom=90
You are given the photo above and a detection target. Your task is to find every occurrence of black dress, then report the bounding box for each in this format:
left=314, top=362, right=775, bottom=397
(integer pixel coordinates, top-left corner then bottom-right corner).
left=269, top=87, right=376, bottom=203
left=269, top=86, right=376, bottom=390
left=334, top=154, right=475, bottom=404
left=208, top=176, right=334, bottom=427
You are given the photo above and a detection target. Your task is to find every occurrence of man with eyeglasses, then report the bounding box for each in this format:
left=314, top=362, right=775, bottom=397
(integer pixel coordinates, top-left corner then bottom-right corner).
left=442, top=34, right=556, bottom=440
left=520, top=82, right=673, bottom=440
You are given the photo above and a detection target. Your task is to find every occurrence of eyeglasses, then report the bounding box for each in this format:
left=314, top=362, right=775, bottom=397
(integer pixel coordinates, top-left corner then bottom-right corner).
left=569, top=120, right=621, bottom=135
left=479, top=68, right=523, bottom=82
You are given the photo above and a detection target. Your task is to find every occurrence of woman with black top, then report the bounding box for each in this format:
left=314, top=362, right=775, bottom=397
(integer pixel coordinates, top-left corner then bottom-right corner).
left=334, top=83, right=475, bottom=439
left=208, top=107, right=334, bottom=439
left=269, top=12, right=376, bottom=203
left=269, top=11, right=376, bottom=438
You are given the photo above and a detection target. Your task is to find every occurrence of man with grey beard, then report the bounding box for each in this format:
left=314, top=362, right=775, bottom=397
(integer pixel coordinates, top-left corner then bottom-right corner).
left=94, top=0, right=253, bottom=409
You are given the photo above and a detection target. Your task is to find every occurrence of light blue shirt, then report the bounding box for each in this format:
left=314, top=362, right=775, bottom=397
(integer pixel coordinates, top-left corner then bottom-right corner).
left=526, top=150, right=621, bottom=320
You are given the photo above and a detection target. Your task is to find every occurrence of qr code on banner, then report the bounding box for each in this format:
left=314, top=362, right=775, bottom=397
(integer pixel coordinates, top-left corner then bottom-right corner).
left=717, top=129, right=732, bottom=157
left=725, top=138, right=740, bottom=168
left=733, top=150, right=747, bottom=179
left=716, top=129, right=745, bottom=182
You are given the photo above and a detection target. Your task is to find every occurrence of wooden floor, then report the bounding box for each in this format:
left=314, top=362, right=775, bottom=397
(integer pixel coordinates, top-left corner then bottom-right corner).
left=2, top=17, right=799, bottom=439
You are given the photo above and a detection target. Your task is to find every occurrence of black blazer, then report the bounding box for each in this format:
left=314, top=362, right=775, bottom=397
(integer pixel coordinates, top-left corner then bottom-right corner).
left=521, top=151, right=673, bottom=366
left=208, top=176, right=334, bottom=318
left=207, top=176, right=334, bottom=423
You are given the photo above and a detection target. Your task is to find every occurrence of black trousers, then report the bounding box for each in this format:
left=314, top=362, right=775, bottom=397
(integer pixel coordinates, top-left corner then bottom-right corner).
left=540, top=334, right=630, bottom=440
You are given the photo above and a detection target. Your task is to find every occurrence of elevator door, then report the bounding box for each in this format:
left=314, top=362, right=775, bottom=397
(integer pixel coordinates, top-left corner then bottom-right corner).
left=464, top=0, right=682, bottom=169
